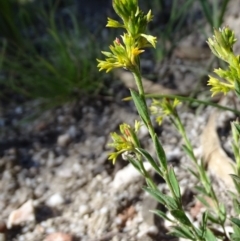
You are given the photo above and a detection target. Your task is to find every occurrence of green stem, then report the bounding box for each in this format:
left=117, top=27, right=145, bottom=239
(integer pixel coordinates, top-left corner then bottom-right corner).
left=133, top=70, right=145, bottom=97
left=132, top=69, right=156, bottom=140
left=175, top=114, right=197, bottom=163
left=139, top=159, right=158, bottom=190
left=174, top=112, right=227, bottom=236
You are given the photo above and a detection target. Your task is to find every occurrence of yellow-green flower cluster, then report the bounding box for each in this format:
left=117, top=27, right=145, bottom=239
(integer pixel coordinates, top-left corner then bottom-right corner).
left=108, top=121, right=141, bottom=164
left=207, top=27, right=240, bottom=96
left=150, top=98, right=180, bottom=125
left=110, top=0, right=153, bottom=38
left=208, top=76, right=233, bottom=95
left=97, top=34, right=145, bottom=73
left=97, top=0, right=157, bottom=73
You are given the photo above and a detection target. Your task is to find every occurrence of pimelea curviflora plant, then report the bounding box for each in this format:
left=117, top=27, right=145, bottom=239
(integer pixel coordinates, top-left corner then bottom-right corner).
left=98, top=1, right=240, bottom=240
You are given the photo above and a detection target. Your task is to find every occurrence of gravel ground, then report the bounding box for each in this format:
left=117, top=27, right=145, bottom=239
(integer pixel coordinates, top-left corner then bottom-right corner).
left=0, top=89, right=238, bottom=241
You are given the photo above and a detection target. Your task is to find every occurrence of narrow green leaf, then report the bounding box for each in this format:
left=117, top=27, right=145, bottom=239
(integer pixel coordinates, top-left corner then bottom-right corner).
left=201, top=211, right=208, bottom=233
left=194, top=186, right=210, bottom=196
left=231, top=217, right=240, bottom=228
left=150, top=209, right=173, bottom=222
left=153, top=134, right=167, bottom=171
left=204, top=228, right=218, bottom=241
left=198, top=162, right=211, bottom=193
left=169, top=225, right=195, bottom=239
left=143, top=187, right=178, bottom=210
left=219, top=203, right=226, bottom=223
left=136, top=147, right=162, bottom=176
left=230, top=174, right=240, bottom=184
left=188, top=167, right=199, bottom=179
left=233, top=178, right=240, bottom=194
left=130, top=89, right=149, bottom=126
left=159, top=194, right=179, bottom=210
left=234, top=122, right=240, bottom=134
left=202, top=211, right=208, bottom=223
left=232, top=223, right=240, bottom=238
left=143, top=187, right=166, bottom=206
left=235, top=80, right=240, bottom=99
left=170, top=209, right=192, bottom=226
left=208, top=212, right=220, bottom=224
left=146, top=178, right=154, bottom=188
left=182, top=144, right=194, bottom=159
left=231, top=237, right=240, bottom=241
left=168, top=167, right=181, bottom=199
left=233, top=199, right=240, bottom=214
left=129, top=125, right=141, bottom=147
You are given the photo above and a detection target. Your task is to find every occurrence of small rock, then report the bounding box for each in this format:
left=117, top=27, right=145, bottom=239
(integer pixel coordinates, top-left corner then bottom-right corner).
left=138, top=125, right=149, bottom=138
left=166, top=147, right=181, bottom=161
left=57, top=168, right=72, bottom=179
left=67, top=125, right=77, bottom=138
left=112, top=162, right=152, bottom=189
left=78, top=205, right=91, bottom=217
left=44, top=232, right=73, bottom=241
left=147, top=225, right=158, bottom=235
left=57, top=134, right=71, bottom=147
left=141, top=193, right=158, bottom=226
left=46, top=193, right=65, bottom=207
left=47, top=151, right=56, bottom=167
left=137, top=223, right=158, bottom=239
left=7, top=199, right=35, bottom=228
left=15, top=187, right=33, bottom=206
left=117, top=205, right=136, bottom=227
left=88, top=209, right=109, bottom=238
left=34, top=184, right=48, bottom=198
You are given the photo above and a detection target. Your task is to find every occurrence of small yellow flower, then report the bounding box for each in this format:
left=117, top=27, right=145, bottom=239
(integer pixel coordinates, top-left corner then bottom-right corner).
left=208, top=75, right=234, bottom=96
left=150, top=98, right=181, bottom=125
left=108, top=122, right=140, bottom=164
left=139, top=34, right=157, bottom=48
left=106, top=18, right=125, bottom=28
left=134, top=120, right=142, bottom=132
left=207, top=27, right=240, bottom=96
left=97, top=34, right=147, bottom=72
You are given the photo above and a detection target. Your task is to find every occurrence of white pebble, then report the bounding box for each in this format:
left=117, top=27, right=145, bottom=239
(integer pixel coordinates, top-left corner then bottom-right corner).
left=57, top=134, right=71, bottom=147
left=46, top=193, right=65, bottom=207
left=79, top=205, right=91, bottom=216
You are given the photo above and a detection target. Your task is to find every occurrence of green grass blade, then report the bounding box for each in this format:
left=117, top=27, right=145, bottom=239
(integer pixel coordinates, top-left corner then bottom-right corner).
left=218, top=0, right=230, bottom=26
left=198, top=0, right=213, bottom=28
